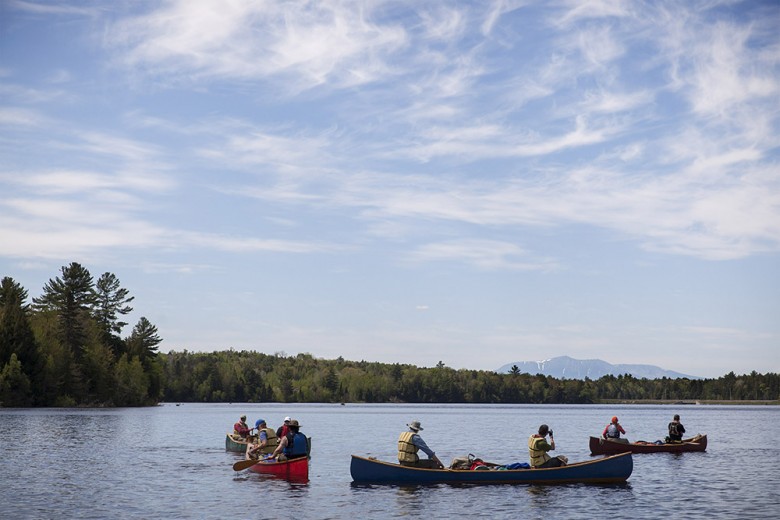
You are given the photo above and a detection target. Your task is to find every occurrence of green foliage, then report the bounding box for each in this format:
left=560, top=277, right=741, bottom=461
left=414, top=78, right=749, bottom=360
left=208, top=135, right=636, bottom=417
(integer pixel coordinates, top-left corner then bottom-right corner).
left=1, top=264, right=162, bottom=407
left=0, top=277, right=41, bottom=377
left=94, top=272, right=134, bottom=356
left=114, top=354, right=150, bottom=406
left=155, top=350, right=780, bottom=404
left=0, top=353, right=33, bottom=406
left=125, top=317, right=161, bottom=360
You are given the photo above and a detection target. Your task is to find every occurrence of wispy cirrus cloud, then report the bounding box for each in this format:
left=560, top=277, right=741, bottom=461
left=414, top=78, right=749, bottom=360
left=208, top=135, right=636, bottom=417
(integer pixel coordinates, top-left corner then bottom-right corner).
left=407, top=239, right=559, bottom=271
left=5, top=0, right=780, bottom=267
left=108, top=0, right=408, bottom=91
left=0, top=106, right=51, bottom=127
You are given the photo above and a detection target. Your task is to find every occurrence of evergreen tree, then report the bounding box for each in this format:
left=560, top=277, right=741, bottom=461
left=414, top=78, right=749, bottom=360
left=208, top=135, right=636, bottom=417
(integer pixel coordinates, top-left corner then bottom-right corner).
left=32, top=262, right=96, bottom=361
left=93, top=272, right=134, bottom=355
left=0, top=277, right=41, bottom=378
left=125, top=317, right=162, bottom=361
left=0, top=353, right=33, bottom=406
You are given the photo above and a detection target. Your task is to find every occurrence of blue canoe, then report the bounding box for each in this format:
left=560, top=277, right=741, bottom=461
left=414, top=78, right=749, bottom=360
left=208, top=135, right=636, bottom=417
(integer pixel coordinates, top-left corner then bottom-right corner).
left=350, top=452, right=632, bottom=485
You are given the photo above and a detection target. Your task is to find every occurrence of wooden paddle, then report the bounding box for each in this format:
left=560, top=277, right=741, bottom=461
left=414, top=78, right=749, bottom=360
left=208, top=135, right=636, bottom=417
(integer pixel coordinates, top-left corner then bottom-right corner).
left=233, top=458, right=262, bottom=471
left=233, top=453, right=277, bottom=471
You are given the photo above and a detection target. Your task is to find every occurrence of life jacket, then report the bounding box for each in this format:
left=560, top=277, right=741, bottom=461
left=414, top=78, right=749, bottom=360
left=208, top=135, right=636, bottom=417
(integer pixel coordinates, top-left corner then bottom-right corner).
left=398, top=431, right=419, bottom=463
left=528, top=435, right=551, bottom=467
left=283, top=432, right=308, bottom=458
left=234, top=421, right=249, bottom=437
left=668, top=421, right=683, bottom=440
left=258, top=427, right=279, bottom=454
left=606, top=423, right=621, bottom=438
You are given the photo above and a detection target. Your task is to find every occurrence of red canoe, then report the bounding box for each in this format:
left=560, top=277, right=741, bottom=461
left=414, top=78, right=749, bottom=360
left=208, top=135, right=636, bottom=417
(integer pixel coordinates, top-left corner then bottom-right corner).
left=589, top=434, right=707, bottom=455
left=248, top=456, right=309, bottom=481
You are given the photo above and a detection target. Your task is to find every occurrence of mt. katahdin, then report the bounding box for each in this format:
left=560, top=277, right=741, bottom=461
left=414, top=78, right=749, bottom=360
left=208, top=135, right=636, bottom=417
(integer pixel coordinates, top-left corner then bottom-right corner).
left=496, top=356, right=700, bottom=380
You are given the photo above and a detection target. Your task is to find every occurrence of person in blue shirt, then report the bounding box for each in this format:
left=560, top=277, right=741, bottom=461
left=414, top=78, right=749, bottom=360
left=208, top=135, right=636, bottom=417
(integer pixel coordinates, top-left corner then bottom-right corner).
left=397, top=420, right=444, bottom=469
left=246, top=418, right=279, bottom=459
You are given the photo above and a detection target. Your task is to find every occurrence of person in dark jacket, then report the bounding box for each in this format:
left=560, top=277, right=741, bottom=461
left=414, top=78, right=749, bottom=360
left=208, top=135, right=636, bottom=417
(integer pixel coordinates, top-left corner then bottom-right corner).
left=667, top=414, right=686, bottom=442
left=272, top=419, right=308, bottom=460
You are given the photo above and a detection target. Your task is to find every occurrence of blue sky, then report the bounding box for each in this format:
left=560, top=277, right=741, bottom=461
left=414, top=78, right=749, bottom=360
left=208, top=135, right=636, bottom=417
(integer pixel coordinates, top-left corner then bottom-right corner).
left=1, top=0, right=778, bottom=378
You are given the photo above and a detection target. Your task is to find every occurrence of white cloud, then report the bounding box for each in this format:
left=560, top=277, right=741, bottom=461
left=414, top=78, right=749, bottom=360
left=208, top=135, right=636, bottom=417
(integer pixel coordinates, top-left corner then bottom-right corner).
left=109, top=0, right=408, bottom=91
left=10, top=0, right=100, bottom=17
left=408, top=239, right=558, bottom=271
left=556, top=0, right=633, bottom=26
left=0, top=106, right=49, bottom=126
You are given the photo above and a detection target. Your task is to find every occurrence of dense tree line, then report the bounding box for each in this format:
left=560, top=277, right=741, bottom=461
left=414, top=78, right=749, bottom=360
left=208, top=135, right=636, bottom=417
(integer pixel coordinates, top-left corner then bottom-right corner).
left=3, top=265, right=778, bottom=407
left=0, top=263, right=162, bottom=406
left=159, top=350, right=780, bottom=404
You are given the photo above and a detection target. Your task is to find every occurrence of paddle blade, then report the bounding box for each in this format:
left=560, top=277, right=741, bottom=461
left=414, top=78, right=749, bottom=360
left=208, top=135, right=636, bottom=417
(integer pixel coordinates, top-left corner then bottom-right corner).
left=233, top=459, right=260, bottom=471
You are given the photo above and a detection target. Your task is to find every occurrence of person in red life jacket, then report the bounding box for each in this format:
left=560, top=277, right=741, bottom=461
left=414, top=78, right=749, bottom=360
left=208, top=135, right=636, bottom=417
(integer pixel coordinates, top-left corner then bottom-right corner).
left=233, top=415, right=251, bottom=438
left=602, top=416, right=628, bottom=443
left=528, top=424, right=568, bottom=468
left=397, top=420, right=444, bottom=469
left=276, top=416, right=291, bottom=439
left=272, top=419, right=308, bottom=461
left=667, top=414, right=686, bottom=442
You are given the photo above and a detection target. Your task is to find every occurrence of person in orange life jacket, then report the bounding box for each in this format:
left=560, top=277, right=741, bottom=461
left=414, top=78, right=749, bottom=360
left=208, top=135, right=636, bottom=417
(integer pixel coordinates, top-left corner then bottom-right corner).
left=667, top=414, right=686, bottom=442
left=528, top=424, right=568, bottom=468
left=602, top=416, right=627, bottom=443
left=233, top=415, right=251, bottom=438
left=276, top=416, right=291, bottom=439
left=397, top=420, right=444, bottom=469
left=272, top=419, right=307, bottom=461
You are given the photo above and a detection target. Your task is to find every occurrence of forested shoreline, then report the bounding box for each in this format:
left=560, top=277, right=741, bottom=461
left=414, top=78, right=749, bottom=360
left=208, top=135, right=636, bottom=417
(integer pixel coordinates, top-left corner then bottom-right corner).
left=159, top=350, right=779, bottom=404
left=2, top=264, right=778, bottom=407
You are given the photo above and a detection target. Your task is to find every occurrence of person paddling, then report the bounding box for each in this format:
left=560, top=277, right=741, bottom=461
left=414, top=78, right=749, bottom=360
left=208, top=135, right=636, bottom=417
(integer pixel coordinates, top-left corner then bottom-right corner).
left=397, top=420, right=444, bottom=469
left=272, top=419, right=308, bottom=461
left=246, top=418, right=279, bottom=459
left=233, top=415, right=251, bottom=439
left=602, top=416, right=628, bottom=443
left=667, top=414, right=686, bottom=443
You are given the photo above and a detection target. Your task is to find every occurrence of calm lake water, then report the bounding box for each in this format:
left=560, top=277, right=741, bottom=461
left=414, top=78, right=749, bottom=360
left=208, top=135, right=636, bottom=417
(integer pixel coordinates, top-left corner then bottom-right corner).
left=1, top=403, right=778, bottom=519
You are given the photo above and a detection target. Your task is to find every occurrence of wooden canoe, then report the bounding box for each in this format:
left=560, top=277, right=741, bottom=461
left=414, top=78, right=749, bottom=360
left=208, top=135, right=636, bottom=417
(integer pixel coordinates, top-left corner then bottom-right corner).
left=350, top=452, right=632, bottom=485
left=589, top=434, right=707, bottom=455
left=227, top=433, right=313, bottom=455
left=248, top=456, right=309, bottom=481
left=225, top=433, right=251, bottom=453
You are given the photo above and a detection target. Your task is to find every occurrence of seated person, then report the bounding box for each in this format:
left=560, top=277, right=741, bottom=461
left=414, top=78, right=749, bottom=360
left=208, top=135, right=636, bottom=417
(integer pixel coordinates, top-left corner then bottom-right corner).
left=246, top=418, right=280, bottom=459
left=667, top=414, right=686, bottom=443
left=602, top=416, right=628, bottom=443
left=528, top=424, right=568, bottom=468
left=233, top=415, right=251, bottom=439
left=397, top=420, right=444, bottom=469
left=272, top=419, right=308, bottom=461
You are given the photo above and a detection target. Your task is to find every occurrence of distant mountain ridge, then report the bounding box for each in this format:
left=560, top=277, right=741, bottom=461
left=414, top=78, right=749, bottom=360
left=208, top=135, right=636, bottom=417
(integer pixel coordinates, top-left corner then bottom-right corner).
left=496, top=356, right=699, bottom=380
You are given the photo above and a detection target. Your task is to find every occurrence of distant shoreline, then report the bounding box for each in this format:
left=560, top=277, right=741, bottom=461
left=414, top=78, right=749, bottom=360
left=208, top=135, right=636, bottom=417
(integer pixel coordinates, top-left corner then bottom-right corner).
left=599, top=399, right=779, bottom=406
